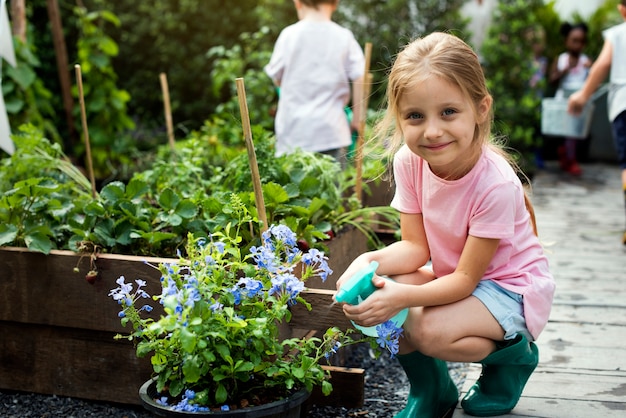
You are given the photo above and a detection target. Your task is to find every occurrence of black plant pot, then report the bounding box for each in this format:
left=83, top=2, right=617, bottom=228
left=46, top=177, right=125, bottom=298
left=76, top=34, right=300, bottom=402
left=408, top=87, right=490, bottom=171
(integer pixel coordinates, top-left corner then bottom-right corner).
left=139, top=379, right=310, bottom=418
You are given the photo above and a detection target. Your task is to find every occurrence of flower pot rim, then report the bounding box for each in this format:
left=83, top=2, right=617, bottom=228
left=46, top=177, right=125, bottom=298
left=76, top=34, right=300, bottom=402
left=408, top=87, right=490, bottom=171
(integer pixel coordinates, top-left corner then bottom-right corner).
left=139, top=378, right=310, bottom=417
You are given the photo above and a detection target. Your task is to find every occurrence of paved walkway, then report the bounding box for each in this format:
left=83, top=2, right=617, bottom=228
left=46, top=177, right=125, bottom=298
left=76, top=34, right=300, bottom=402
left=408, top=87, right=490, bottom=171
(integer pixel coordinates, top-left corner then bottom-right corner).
left=453, top=162, right=626, bottom=417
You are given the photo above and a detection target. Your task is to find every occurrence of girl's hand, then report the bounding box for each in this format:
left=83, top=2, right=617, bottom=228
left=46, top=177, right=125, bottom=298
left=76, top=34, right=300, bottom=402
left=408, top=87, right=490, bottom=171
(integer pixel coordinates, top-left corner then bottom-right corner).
left=342, top=277, right=404, bottom=327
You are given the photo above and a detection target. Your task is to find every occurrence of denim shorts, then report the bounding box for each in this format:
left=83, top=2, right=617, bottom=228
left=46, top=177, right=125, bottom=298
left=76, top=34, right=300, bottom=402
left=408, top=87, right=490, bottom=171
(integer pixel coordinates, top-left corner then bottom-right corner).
left=472, top=280, right=533, bottom=342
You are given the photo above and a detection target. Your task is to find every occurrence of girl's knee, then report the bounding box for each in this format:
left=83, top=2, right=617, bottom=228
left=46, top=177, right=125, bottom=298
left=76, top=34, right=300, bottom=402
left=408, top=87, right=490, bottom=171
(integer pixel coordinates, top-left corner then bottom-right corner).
left=401, top=310, right=444, bottom=356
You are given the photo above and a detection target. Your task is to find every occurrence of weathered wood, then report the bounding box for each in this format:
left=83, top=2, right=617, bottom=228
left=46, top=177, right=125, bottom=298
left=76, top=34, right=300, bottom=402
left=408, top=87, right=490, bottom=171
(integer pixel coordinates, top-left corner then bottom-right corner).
left=0, top=226, right=368, bottom=406
left=309, top=365, right=365, bottom=408
left=290, top=288, right=352, bottom=331
left=0, top=247, right=168, bottom=332
left=0, top=320, right=152, bottom=405
left=455, top=366, right=626, bottom=417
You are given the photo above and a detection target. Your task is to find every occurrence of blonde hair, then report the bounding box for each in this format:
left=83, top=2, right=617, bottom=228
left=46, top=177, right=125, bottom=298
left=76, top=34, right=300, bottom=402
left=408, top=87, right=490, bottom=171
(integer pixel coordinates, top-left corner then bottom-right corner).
left=376, top=32, right=538, bottom=234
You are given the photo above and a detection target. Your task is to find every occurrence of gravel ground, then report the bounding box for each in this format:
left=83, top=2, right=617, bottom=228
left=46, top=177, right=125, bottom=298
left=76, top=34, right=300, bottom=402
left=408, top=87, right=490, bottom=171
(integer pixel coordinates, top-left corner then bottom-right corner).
left=0, top=345, right=467, bottom=417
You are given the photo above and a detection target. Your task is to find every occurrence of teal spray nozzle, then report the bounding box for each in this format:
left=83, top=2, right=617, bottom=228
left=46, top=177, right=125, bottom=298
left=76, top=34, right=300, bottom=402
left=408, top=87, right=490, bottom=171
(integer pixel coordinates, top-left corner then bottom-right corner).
left=335, top=261, right=408, bottom=337
left=335, top=261, right=379, bottom=305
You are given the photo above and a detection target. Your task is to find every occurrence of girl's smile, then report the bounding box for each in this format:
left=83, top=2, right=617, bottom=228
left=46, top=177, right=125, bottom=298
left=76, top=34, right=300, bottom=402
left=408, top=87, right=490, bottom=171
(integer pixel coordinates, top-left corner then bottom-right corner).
left=398, top=75, right=489, bottom=179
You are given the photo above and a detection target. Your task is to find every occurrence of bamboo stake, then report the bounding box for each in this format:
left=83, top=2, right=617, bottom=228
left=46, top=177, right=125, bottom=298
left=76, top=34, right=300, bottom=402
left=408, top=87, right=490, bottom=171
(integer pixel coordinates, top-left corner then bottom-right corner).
left=354, top=42, right=373, bottom=203
left=159, top=73, right=176, bottom=150
left=235, top=78, right=268, bottom=233
left=74, top=64, right=97, bottom=199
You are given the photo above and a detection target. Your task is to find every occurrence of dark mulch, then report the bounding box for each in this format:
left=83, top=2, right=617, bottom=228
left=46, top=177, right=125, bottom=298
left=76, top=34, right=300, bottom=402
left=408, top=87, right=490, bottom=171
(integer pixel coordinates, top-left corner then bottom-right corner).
left=0, top=344, right=467, bottom=417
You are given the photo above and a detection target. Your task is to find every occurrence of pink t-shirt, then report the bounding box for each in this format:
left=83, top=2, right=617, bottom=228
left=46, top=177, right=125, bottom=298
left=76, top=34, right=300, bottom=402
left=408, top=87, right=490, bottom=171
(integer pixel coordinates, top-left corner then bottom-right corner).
left=390, top=145, right=555, bottom=339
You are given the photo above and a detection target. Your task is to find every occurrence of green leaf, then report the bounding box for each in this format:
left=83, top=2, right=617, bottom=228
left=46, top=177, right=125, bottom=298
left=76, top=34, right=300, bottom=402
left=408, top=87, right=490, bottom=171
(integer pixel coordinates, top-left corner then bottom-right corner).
left=182, top=356, right=201, bottom=382
left=175, top=200, right=198, bottom=219
left=24, top=231, right=53, bottom=254
left=180, top=327, right=197, bottom=352
left=83, top=201, right=106, bottom=217
left=215, top=383, right=228, bottom=404
left=100, top=182, right=126, bottom=203
left=0, top=224, right=18, bottom=246
left=158, top=188, right=180, bottom=211
left=263, top=182, right=290, bottom=205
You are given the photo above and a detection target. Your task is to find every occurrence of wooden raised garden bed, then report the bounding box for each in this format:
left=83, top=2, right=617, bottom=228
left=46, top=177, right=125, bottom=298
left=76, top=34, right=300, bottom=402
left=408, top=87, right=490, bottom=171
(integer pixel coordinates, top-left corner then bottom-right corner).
left=0, top=227, right=367, bottom=406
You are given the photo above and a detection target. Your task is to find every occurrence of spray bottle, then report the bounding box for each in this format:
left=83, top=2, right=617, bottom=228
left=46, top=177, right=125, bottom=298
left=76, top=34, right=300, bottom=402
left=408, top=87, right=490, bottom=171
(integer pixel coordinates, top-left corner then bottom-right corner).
left=335, top=261, right=408, bottom=336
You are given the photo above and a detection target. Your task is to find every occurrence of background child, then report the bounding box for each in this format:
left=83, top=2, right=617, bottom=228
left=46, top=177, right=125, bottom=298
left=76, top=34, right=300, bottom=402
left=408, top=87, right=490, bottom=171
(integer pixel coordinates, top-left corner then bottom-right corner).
left=335, top=32, right=555, bottom=417
left=568, top=0, right=626, bottom=245
left=549, top=22, right=593, bottom=176
left=264, top=0, right=364, bottom=163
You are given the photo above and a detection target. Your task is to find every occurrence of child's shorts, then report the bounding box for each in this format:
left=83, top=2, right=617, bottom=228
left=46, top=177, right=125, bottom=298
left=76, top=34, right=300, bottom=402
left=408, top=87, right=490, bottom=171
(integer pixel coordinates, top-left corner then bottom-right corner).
left=472, top=280, right=533, bottom=342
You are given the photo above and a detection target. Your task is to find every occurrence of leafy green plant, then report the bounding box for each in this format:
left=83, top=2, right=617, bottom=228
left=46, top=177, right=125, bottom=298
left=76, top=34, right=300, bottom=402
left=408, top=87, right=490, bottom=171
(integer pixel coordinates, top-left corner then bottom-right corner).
left=2, top=37, right=60, bottom=146
left=72, top=5, right=136, bottom=180
left=208, top=27, right=277, bottom=130
left=0, top=123, right=398, bottom=257
left=0, top=125, right=92, bottom=252
left=109, top=223, right=401, bottom=411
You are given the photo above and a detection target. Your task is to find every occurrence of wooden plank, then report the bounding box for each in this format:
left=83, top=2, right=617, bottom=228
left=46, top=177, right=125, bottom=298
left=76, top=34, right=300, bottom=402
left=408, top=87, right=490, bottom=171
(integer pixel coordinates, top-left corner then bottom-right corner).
left=308, top=365, right=365, bottom=408
left=455, top=365, right=626, bottom=417
left=549, top=304, right=626, bottom=326
left=538, top=322, right=626, bottom=371
left=0, top=225, right=367, bottom=331
left=0, top=247, right=166, bottom=332
left=290, top=288, right=352, bottom=331
left=453, top=397, right=626, bottom=417
left=0, top=320, right=152, bottom=405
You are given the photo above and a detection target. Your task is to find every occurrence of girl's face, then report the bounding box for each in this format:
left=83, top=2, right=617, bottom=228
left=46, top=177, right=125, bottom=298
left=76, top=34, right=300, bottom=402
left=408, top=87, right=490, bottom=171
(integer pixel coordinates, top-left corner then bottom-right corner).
left=398, top=75, right=489, bottom=180
left=566, top=28, right=587, bottom=55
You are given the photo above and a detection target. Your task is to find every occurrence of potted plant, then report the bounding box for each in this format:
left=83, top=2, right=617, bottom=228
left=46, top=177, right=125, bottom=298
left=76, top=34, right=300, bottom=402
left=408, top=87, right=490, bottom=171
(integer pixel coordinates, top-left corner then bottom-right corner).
left=109, top=221, right=403, bottom=416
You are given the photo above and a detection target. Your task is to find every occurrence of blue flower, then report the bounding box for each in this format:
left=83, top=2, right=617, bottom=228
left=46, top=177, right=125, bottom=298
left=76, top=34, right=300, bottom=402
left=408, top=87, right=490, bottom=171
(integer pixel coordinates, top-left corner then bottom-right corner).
left=221, top=405, right=230, bottom=411
left=250, top=244, right=278, bottom=272
left=236, top=277, right=264, bottom=299
left=265, top=224, right=297, bottom=248
left=213, top=241, right=225, bottom=254
left=302, top=249, right=333, bottom=282
left=210, top=301, right=224, bottom=312
left=375, top=320, right=404, bottom=358
left=269, top=273, right=304, bottom=304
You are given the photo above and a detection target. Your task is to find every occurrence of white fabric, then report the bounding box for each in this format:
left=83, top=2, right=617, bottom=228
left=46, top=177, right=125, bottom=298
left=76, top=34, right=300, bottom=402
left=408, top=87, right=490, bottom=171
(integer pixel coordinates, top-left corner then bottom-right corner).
left=264, top=20, right=364, bottom=155
left=0, top=0, right=15, bottom=155
left=0, top=0, right=16, bottom=67
left=604, top=22, right=626, bottom=121
left=554, top=51, right=591, bottom=98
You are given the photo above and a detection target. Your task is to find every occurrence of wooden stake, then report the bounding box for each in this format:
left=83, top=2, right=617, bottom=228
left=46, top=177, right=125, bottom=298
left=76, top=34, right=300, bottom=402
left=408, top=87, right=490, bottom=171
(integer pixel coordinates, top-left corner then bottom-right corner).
left=159, top=73, right=175, bottom=150
left=74, top=64, right=97, bottom=199
left=235, top=78, right=268, bottom=233
left=354, top=42, right=373, bottom=203
left=10, top=0, right=26, bottom=42
left=47, top=0, right=76, bottom=151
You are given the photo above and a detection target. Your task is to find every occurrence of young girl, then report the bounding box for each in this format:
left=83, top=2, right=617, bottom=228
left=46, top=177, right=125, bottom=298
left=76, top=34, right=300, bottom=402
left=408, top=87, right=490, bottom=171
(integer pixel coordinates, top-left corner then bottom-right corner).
left=549, top=22, right=593, bottom=176
left=335, top=33, right=555, bottom=418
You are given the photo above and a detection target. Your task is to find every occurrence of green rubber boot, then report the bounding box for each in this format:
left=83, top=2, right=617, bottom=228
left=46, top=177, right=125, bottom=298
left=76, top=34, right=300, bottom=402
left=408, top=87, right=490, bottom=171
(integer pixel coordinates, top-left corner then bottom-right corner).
left=461, top=335, right=539, bottom=417
left=394, top=351, right=459, bottom=418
